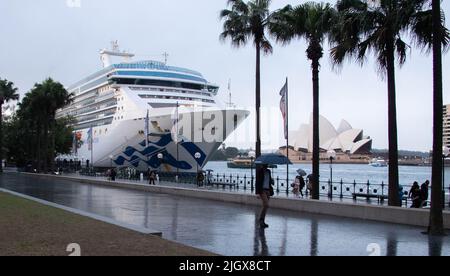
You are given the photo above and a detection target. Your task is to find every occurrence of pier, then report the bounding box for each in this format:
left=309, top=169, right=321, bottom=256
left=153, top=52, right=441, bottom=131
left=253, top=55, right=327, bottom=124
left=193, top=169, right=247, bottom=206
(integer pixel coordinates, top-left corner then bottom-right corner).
left=1, top=171, right=449, bottom=256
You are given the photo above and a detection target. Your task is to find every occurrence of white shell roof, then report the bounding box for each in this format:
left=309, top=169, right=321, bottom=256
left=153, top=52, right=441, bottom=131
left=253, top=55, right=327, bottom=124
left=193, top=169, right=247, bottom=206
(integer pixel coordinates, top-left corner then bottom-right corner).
left=290, top=115, right=372, bottom=154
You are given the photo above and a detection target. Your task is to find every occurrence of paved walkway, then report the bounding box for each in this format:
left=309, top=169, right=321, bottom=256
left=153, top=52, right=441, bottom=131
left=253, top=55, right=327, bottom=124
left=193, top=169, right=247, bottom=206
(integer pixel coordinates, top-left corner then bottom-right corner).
left=1, top=172, right=449, bottom=256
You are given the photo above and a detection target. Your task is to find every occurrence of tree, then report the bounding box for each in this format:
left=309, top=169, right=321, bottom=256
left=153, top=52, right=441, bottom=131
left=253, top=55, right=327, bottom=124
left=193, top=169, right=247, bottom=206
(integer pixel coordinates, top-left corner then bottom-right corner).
left=0, top=79, right=19, bottom=173
left=410, top=0, right=450, bottom=235
left=330, top=0, right=432, bottom=206
left=14, top=79, right=72, bottom=172
left=220, top=0, right=274, bottom=158
left=270, top=2, right=336, bottom=200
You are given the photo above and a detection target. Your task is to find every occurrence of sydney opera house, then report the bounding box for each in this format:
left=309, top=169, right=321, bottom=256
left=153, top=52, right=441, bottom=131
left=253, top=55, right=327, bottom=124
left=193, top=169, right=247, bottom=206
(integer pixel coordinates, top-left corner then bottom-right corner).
left=280, top=115, right=373, bottom=163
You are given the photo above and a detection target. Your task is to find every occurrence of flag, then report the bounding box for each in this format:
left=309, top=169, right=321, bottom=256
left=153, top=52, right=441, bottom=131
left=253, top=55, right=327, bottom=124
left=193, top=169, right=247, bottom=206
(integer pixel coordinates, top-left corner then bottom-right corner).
left=72, top=132, right=77, bottom=155
left=87, top=126, right=93, bottom=151
left=171, top=102, right=180, bottom=143
left=279, top=79, right=288, bottom=139
left=144, top=110, right=149, bottom=147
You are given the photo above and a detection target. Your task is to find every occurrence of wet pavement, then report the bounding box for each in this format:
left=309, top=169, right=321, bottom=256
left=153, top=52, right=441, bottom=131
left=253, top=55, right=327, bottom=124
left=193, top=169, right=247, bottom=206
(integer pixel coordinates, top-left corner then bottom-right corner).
left=0, top=172, right=449, bottom=256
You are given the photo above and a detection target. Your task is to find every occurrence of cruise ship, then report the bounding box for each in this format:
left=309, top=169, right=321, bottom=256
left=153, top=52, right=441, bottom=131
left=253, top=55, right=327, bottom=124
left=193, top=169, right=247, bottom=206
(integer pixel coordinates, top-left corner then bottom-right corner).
left=56, top=43, right=249, bottom=173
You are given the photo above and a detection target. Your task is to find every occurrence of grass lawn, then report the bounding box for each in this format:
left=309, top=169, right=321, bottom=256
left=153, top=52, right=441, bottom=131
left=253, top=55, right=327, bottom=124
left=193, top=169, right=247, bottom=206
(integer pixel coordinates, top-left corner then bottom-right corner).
left=0, top=191, right=215, bottom=256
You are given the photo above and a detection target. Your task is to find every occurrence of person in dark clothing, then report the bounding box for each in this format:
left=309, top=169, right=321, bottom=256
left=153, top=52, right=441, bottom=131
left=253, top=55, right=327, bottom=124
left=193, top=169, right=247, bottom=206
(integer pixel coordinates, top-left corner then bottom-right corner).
left=292, top=175, right=306, bottom=197
left=420, top=180, right=430, bottom=207
left=299, top=175, right=306, bottom=197
left=149, top=170, right=156, bottom=185
left=255, top=164, right=273, bottom=228
left=110, top=168, right=117, bottom=181
left=408, top=181, right=421, bottom=208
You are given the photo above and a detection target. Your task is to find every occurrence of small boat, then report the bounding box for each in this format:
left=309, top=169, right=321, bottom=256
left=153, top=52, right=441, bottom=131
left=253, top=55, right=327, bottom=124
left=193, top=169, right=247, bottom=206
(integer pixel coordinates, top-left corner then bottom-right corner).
left=369, top=158, right=387, bottom=167
left=227, top=158, right=277, bottom=169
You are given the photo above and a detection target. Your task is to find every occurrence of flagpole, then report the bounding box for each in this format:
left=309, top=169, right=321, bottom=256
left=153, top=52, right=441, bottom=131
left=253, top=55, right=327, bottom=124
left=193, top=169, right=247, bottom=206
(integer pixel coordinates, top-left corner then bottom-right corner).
left=286, top=77, right=289, bottom=194
left=90, top=125, right=94, bottom=171
left=176, top=102, right=179, bottom=181
left=145, top=109, right=149, bottom=171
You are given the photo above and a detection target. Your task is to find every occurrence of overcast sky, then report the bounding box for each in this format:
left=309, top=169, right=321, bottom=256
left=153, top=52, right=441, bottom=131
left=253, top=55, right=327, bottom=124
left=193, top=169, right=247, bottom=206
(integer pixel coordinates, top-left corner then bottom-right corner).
left=1, top=0, right=449, bottom=152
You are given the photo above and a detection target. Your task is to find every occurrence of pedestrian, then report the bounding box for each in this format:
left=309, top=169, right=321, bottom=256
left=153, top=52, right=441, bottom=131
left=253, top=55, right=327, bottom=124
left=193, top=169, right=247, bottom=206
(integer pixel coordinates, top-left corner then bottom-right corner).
left=306, top=174, right=313, bottom=198
left=398, top=185, right=404, bottom=206
left=256, top=164, right=274, bottom=228
left=197, top=171, right=205, bottom=187
left=291, top=175, right=305, bottom=197
left=299, top=175, right=306, bottom=197
left=110, top=168, right=117, bottom=181
left=420, top=180, right=430, bottom=207
left=408, top=181, right=422, bottom=208
left=291, top=176, right=301, bottom=197
left=149, top=171, right=156, bottom=185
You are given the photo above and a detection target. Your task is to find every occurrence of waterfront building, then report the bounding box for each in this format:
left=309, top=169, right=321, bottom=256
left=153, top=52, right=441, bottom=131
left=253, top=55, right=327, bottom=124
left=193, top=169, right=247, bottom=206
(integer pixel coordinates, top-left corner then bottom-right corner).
left=280, top=115, right=372, bottom=164
left=443, top=104, right=450, bottom=148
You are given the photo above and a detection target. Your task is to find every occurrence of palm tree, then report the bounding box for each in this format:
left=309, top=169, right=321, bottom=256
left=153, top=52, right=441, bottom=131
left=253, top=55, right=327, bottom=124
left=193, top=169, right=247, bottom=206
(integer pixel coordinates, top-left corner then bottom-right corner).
left=269, top=2, right=336, bottom=200
left=330, top=0, right=432, bottom=206
left=220, top=0, right=274, bottom=158
left=34, top=79, right=72, bottom=172
left=0, top=79, right=19, bottom=173
left=410, top=0, right=450, bottom=235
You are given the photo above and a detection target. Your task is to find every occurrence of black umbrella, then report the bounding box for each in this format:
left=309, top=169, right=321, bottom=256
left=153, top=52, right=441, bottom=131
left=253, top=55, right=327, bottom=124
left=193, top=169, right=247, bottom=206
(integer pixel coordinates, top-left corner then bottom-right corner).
left=255, top=153, right=292, bottom=165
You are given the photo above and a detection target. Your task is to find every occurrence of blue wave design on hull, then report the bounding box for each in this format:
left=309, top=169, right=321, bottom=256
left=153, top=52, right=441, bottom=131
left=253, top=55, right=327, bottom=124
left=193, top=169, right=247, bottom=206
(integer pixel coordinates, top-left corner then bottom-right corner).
left=113, top=134, right=205, bottom=170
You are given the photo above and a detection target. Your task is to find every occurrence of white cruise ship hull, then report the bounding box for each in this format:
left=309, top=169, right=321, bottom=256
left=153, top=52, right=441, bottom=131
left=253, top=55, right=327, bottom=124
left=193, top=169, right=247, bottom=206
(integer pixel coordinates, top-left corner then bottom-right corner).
left=75, top=108, right=249, bottom=172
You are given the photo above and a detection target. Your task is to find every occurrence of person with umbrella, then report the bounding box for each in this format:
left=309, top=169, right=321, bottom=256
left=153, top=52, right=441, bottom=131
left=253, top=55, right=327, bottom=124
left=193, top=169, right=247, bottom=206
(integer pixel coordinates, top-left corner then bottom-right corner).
left=255, top=163, right=273, bottom=228
left=292, top=169, right=307, bottom=197
left=255, top=154, right=291, bottom=228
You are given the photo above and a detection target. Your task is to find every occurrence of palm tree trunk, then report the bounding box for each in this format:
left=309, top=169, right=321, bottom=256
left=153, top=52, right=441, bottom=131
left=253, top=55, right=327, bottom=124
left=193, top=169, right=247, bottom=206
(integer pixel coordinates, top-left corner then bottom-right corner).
left=50, top=118, right=56, bottom=172
left=42, top=118, right=49, bottom=173
left=428, top=0, right=445, bottom=235
left=36, top=121, right=41, bottom=172
left=255, top=41, right=262, bottom=158
left=311, top=58, right=320, bottom=200
left=386, top=37, right=400, bottom=207
left=0, top=101, right=3, bottom=173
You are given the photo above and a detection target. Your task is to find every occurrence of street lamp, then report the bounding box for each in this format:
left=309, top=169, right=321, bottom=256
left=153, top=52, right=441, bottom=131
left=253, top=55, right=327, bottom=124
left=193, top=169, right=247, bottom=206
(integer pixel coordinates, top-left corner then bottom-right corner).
left=157, top=153, right=163, bottom=184
left=442, top=146, right=449, bottom=208
left=327, top=150, right=336, bottom=199
left=248, top=150, right=256, bottom=192
left=195, top=152, right=201, bottom=186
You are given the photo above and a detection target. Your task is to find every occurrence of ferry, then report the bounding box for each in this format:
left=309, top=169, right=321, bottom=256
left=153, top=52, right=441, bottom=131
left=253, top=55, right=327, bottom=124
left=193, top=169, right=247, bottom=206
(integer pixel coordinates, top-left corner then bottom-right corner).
left=227, top=157, right=277, bottom=169
left=369, top=158, right=388, bottom=167
left=56, top=42, right=249, bottom=172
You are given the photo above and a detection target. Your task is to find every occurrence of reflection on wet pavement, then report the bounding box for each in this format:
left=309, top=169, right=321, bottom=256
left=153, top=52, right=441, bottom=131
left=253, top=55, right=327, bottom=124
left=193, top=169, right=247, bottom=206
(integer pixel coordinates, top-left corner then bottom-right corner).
left=0, top=173, right=449, bottom=256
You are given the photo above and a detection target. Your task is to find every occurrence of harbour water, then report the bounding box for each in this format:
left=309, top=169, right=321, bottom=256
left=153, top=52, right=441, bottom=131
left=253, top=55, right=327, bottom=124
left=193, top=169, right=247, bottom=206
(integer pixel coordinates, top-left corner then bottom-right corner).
left=204, top=161, right=449, bottom=188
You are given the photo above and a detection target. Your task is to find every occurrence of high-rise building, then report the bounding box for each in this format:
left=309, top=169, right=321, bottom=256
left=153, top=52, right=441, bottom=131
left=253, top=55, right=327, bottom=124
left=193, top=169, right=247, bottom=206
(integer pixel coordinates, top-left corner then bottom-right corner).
left=444, top=105, right=450, bottom=148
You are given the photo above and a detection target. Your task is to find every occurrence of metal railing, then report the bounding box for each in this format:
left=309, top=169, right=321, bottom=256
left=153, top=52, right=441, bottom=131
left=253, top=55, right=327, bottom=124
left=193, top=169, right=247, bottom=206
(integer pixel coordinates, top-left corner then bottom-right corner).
left=77, top=169, right=450, bottom=209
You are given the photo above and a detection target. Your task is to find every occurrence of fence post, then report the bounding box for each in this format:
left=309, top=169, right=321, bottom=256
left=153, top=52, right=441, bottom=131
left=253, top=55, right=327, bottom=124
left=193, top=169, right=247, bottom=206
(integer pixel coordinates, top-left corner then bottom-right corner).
left=353, top=180, right=357, bottom=202
left=340, top=179, right=343, bottom=199
left=366, top=180, right=370, bottom=201
left=328, top=179, right=332, bottom=199
left=251, top=173, right=254, bottom=193
left=244, top=175, right=247, bottom=191
left=286, top=176, right=289, bottom=196
left=276, top=176, right=280, bottom=194
left=236, top=175, right=240, bottom=190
